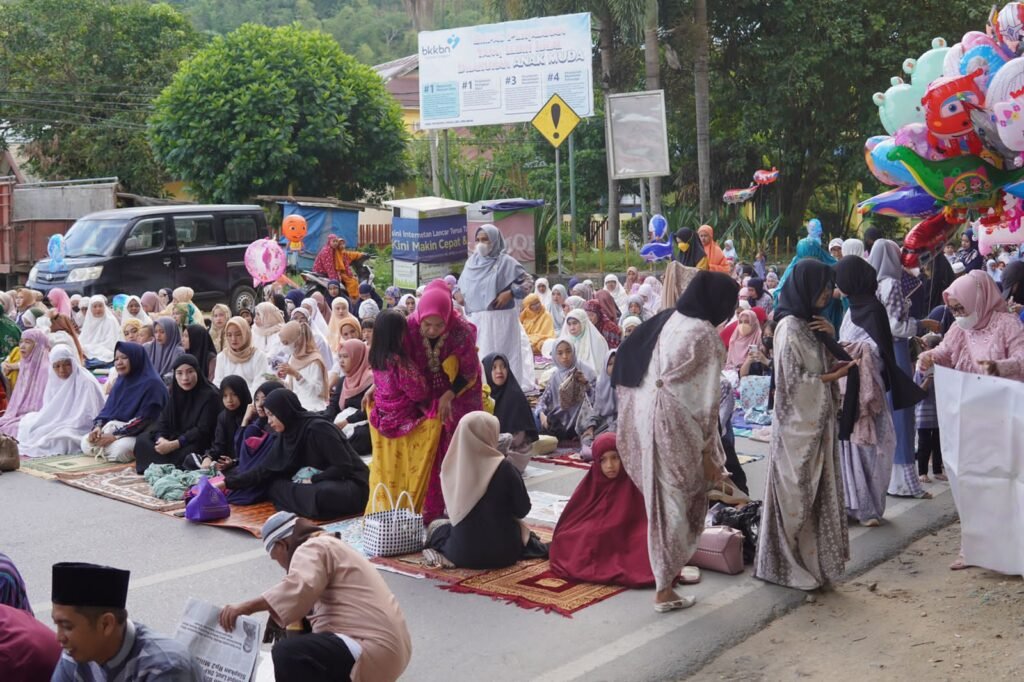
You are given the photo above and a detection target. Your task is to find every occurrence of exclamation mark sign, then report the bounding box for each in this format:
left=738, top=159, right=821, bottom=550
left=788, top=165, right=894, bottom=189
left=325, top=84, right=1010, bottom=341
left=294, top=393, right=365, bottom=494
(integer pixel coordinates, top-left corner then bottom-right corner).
left=551, top=103, right=561, bottom=139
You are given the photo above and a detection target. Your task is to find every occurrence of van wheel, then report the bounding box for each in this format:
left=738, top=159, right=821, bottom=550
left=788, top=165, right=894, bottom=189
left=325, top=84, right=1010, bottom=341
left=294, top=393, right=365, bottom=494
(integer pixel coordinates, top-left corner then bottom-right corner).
left=230, top=285, right=257, bottom=314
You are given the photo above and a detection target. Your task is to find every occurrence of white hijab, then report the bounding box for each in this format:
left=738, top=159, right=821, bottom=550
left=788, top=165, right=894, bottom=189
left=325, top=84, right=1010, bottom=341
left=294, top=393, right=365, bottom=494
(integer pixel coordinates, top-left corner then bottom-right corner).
left=300, top=298, right=331, bottom=339
left=603, top=273, right=629, bottom=309
left=123, top=295, right=153, bottom=327
left=79, top=295, right=123, bottom=362
left=558, top=308, right=608, bottom=376
left=534, top=278, right=553, bottom=309
left=17, top=344, right=105, bottom=457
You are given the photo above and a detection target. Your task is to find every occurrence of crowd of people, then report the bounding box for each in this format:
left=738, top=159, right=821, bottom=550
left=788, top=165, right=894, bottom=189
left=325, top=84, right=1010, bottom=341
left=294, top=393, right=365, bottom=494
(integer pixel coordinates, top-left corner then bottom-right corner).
left=3, top=219, right=1019, bottom=679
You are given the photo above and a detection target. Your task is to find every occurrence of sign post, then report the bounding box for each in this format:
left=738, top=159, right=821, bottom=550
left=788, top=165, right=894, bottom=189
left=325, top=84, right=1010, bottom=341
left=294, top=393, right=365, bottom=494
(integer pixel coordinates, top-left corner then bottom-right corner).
left=532, top=94, right=580, bottom=275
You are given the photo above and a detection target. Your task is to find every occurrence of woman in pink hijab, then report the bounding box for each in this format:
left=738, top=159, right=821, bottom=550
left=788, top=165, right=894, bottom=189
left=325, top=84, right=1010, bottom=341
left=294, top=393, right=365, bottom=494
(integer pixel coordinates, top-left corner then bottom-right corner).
left=918, top=270, right=1024, bottom=571
left=724, top=309, right=762, bottom=371
left=46, top=288, right=73, bottom=319
left=919, top=270, right=1024, bottom=379
left=403, top=280, right=484, bottom=525
left=0, top=329, right=50, bottom=436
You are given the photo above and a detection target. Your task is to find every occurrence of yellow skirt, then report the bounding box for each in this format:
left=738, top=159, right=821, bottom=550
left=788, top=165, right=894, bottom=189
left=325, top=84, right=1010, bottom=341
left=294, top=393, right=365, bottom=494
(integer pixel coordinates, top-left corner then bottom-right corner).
left=366, top=415, right=443, bottom=514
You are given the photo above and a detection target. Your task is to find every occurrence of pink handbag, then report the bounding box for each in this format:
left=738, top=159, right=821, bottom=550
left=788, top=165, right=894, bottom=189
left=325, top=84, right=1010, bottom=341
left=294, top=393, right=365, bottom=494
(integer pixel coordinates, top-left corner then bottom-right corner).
left=690, top=526, right=745, bottom=575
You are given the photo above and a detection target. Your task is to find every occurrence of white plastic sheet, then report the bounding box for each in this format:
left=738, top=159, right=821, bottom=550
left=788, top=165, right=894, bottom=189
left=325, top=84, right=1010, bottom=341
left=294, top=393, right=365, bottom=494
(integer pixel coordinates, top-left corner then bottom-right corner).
left=935, top=366, right=1024, bottom=575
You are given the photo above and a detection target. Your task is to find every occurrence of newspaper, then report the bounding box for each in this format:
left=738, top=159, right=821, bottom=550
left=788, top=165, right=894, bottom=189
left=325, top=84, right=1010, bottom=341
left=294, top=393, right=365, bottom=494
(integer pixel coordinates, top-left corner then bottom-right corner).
left=175, top=597, right=262, bottom=682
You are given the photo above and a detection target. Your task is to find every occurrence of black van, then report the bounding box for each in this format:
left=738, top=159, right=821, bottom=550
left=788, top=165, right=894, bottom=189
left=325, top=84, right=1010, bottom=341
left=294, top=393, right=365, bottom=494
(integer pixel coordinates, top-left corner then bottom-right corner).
left=27, top=204, right=269, bottom=313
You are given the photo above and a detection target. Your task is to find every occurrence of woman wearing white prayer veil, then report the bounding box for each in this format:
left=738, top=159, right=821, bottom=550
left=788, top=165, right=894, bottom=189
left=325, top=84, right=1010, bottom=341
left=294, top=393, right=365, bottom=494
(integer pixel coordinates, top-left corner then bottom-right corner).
left=603, top=274, right=629, bottom=310
left=17, top=344, right=105, bottom=457
left=79, top=295, right=124, bottom=364
left=123, top=295, right=153, bottom=327
left=558, top=308, right=609, bottom=378
left=842, top=238, right=866, bottom=258
left=534, top=278, right=553, bottom=309
left=300, top=297, right=331, bottom=340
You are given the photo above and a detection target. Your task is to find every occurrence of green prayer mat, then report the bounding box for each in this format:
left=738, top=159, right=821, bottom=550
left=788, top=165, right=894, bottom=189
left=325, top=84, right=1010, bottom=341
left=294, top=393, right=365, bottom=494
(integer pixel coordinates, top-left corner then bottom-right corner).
left=18, top=453, right=127, bottom=480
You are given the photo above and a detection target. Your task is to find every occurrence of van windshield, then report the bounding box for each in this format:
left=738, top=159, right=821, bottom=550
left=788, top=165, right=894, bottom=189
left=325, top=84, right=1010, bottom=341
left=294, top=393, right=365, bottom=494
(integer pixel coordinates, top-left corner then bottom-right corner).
left=62, top=219, right=131, bottom=258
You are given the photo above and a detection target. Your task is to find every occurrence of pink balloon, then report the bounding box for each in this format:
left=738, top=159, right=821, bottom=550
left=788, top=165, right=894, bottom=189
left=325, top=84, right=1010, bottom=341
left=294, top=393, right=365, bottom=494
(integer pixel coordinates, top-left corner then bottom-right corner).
left=245, top=238, right=287, bottom=286
left=893, top=122, right=945, bottom=160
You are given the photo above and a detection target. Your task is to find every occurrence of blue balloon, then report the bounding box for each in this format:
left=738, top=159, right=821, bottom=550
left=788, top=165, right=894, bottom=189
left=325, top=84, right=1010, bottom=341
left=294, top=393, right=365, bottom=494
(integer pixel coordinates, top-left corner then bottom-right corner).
left=648, top=214, right=668, bottom=240
left=1005, top=179, right=1024, bottom=199
left=47, top=234, right=65, bottom=273
left=639, top=242, right=673, bottom=262
left=869, top=138, right=919, bottom=187
left=111, top=294, right=129, bottom=311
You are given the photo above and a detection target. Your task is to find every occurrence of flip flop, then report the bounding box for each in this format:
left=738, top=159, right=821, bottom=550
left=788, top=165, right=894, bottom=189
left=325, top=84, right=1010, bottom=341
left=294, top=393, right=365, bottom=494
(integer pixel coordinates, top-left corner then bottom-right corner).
left=679, top=566, right=701, bottom=585
left=654, top=595, right=697, bottom=613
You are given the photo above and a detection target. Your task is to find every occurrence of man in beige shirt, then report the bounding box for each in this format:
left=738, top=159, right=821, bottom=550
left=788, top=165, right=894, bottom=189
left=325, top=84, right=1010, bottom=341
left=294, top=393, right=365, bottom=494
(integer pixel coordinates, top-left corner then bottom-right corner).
left=219, top=512, right=412, bottom=682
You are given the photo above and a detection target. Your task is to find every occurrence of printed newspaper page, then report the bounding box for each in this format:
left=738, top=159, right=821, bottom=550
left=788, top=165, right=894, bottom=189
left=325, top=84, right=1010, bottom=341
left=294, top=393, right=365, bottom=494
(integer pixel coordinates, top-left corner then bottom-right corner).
left=175, top=597, right=262, bottom=682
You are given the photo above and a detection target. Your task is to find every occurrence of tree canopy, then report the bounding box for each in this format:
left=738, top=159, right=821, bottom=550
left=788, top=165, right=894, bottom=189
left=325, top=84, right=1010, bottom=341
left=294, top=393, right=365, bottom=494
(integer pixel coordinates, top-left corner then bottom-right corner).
left=148, top=23, right=409, bottom=202
left=0, top=0, right=201, bottom=195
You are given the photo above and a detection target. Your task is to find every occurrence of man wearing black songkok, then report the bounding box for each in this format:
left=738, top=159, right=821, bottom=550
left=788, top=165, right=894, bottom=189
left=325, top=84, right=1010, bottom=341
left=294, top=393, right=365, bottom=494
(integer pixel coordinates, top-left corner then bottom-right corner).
left=50, top=562, right=203, bottom=681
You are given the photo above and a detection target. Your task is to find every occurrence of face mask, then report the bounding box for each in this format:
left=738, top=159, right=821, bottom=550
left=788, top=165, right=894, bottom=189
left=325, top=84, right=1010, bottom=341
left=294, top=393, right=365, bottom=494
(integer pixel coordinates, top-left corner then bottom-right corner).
left=762, top=337, right=773, bottom=350
left=737, top=323, right=753, bottom=336
left=677, top=241, right=689, bottom=253
left=954, top=312, right=978, bottom=330
left=475, top=243, right=489, bottom=257
left=738, top=300, right=751, bottom=310
left=908, top=268, right=921, bottom=277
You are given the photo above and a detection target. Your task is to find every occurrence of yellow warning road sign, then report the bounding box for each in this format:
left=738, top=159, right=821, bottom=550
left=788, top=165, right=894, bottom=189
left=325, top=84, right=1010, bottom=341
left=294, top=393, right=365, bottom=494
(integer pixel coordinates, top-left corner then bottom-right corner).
left=531, top=94, right=580, bottom=149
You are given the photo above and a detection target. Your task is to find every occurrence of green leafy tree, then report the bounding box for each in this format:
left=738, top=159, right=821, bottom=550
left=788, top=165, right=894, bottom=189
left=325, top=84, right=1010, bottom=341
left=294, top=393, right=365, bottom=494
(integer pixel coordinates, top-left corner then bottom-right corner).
left=149, top=23, right=409, bottom=202
left=0, top=0, right=201, bottom=195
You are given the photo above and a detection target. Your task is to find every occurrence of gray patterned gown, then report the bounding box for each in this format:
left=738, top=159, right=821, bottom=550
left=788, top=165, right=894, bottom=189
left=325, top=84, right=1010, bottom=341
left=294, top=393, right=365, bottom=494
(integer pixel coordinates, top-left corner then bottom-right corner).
left=617, top=313, right=726, bottom=592
left=755, top=316, right=850, bottom=590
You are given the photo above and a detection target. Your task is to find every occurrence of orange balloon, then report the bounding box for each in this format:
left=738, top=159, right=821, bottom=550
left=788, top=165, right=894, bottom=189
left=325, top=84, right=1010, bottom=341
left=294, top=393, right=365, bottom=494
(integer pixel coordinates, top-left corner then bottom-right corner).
left=282, top=214, right=308, bottom=243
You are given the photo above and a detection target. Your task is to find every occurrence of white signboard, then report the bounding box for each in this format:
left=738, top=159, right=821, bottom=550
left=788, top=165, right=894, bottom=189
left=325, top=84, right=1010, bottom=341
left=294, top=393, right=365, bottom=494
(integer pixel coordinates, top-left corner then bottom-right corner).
left=393, top=258, right=460, bottom=290
left=605, top=90, right=671, bottom=180
left=935, top=366, right=1024, bottom=575
left=418, top=13, right=593, bottom=129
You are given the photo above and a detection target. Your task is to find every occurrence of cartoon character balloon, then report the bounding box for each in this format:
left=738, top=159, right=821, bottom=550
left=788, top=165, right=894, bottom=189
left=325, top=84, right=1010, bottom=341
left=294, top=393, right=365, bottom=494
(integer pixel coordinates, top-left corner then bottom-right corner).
left=639, top=214, right=673, bottom=262
left=245, top=238, right=287, bottom=286
left=753, top=167, right=780, bottom=185
left=111, top=294, right=128, bottom=312
left=992, top=3, right=1024, bottom=56
left=47, top=234, right=66, bottom=273
left=282, top=214, right=308, bottom=252
left=921, top=69, right=986, bottom=156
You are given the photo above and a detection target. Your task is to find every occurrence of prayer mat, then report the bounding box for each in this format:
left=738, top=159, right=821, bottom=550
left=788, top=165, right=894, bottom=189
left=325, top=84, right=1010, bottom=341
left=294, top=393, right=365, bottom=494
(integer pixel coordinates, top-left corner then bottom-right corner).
left=442, top=560, right=625, bottom=617
left=525, top=490, right=569, bottom=526
left=57, top=467, right=185, bottom=512
left=737, top=454, right=765, bottom=465
left=530, top=453, right=590, bottom=470
left=370, top=526, right=555, bottom=582
left=164, top=501, right=278, bottom=537
left=17, top=454, right=126, bottom=481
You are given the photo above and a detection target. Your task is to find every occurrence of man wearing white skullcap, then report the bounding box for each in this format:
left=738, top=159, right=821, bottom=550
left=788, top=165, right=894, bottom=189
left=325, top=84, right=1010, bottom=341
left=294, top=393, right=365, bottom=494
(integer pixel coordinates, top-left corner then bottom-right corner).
left=219, top=512, right=412, bottom=682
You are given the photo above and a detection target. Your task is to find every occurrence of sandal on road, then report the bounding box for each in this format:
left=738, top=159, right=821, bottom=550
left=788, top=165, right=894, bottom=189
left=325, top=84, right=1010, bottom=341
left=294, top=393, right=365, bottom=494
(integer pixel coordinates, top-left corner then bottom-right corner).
left=654, top=596, right=696, bottom=613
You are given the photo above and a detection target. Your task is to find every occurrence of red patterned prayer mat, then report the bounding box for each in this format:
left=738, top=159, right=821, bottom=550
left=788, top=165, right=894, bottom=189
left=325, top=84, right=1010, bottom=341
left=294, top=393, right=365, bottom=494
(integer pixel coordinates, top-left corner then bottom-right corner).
left=442, top=560, right=625, bottom=617
left=530, top=453, right=590, bottom=470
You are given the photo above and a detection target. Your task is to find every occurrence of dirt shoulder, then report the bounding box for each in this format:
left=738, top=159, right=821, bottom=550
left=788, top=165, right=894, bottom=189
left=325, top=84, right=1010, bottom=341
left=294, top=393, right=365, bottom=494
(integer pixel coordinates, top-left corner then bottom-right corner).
left=689, top=522, right=1024, bottom=681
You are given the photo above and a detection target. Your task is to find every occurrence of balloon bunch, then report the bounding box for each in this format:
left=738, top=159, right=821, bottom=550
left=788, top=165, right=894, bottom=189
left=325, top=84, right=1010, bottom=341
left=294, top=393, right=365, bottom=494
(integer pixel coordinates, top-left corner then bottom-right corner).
left=723, top=167, right=780, bottom=205
left=639, top=214, right=673, bottom=262
left=859, top=7, right=1024, bottom=265
left=47, top=234, right=65, bottom=273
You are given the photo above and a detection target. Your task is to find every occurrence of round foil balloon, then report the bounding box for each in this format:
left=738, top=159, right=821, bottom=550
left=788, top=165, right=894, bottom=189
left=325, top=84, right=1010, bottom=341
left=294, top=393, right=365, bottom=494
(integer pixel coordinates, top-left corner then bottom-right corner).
left=245, top=238, right=287, bottom=286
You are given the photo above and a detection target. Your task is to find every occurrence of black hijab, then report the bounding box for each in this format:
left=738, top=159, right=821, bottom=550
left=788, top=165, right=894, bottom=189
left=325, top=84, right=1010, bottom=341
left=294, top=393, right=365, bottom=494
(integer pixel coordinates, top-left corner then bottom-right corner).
left=926, top=253, right=956, bottom=312
left=1001, top=260, right=1024, bottom=304
left=272, top=293, right=289, bottom=318
left=218, top=374, right=253, bottom=442
left=863, top=226, right=882, bottom=254
left=186, top=324, right=217, bottom=379
left=747, top=277, right=765, bottom=299
left=613, top=271, right=738, bottom=388
left=835, top=256, right=925, bottom=411
left=260, top=389, right=368, bottom=482
left=674, top=227, right=707, bottom=268
left=166, top=354, right=220, bottom=433
left=252, top=379, right=286, bottom=430
left=483, top=353, right=538, bottom=439
left=773, top=259, right=859, bottom=439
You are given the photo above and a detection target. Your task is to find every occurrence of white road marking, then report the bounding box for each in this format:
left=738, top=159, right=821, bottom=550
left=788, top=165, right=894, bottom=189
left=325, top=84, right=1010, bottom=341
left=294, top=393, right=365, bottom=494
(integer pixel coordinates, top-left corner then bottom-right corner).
left=31, top=548, right=266, bottom=616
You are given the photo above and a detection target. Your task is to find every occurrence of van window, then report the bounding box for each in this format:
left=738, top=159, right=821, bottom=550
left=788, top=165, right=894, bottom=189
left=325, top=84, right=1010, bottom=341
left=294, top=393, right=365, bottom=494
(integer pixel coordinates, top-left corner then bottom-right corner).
left=224, top=216, right=260, bottom=244
left=124, top=218, right=165, bottom=254
left=174, top=215, right=216, bottom=249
